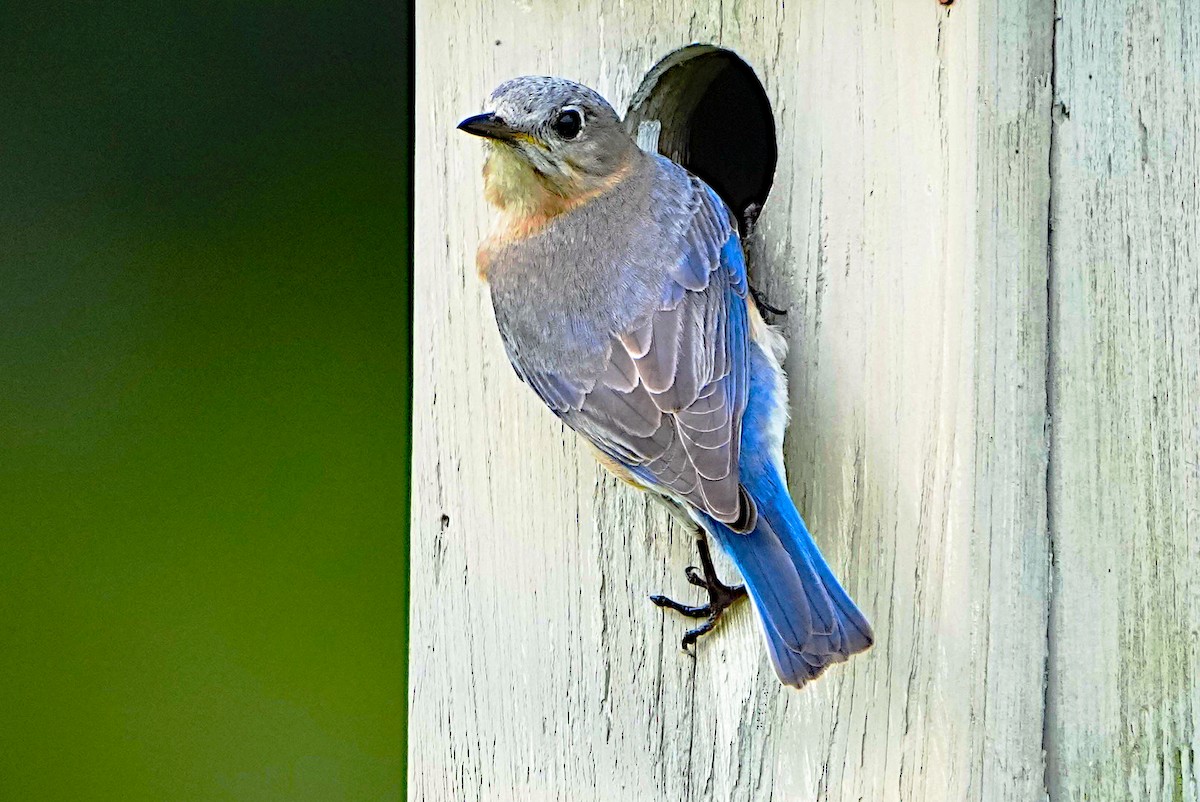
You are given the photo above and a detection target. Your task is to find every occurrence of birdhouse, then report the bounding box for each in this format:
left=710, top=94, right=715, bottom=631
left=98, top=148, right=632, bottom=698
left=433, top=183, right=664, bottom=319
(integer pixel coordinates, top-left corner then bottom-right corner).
left=410, top=2, right=1200, bottom=799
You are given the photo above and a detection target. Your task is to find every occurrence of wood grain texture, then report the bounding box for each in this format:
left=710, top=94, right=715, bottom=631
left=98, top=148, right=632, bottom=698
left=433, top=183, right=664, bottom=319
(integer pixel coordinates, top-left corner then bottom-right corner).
left=1046, top=2, right=1200, bottom=799
left=410, top=1, right=1052, bottom=799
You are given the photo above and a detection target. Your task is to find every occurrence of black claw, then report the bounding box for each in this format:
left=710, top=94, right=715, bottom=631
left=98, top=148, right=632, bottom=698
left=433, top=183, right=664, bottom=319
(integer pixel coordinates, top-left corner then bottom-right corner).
left=649, top=594, right=710, bottom=619
left=749, top=284, right=788, bottom=318
left=681, top=618, right=718, bottom=649
left=651, top=533, right=748, bottom=649
left=740, top=202, right=763, bottom=237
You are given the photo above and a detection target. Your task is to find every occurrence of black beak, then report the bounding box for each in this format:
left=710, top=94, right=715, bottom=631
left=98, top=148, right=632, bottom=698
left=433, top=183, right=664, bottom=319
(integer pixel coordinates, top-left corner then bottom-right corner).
left=456, top=112, right=519, bottom=141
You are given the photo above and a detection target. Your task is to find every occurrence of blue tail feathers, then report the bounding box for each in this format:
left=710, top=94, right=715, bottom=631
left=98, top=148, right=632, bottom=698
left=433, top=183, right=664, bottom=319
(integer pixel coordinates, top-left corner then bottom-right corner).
left=694, top=332, right=874, bottom=687
left=701, top=333, right=873, bottom=686
left=704, top=467, right=873, bottom=686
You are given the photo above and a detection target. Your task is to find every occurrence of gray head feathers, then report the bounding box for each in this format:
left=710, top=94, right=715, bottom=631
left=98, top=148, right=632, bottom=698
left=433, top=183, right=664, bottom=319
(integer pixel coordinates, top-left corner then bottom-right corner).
left=460, top=76, right=640, bottom=214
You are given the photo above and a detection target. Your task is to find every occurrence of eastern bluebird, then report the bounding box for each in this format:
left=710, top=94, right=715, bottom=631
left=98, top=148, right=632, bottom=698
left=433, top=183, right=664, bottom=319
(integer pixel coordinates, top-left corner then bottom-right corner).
left=458, top=76, right=872, bottom=688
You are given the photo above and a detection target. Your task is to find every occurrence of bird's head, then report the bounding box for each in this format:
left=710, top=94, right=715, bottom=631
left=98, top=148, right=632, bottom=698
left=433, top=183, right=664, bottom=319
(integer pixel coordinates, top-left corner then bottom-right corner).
left=458, top=76, right=638, bottom=219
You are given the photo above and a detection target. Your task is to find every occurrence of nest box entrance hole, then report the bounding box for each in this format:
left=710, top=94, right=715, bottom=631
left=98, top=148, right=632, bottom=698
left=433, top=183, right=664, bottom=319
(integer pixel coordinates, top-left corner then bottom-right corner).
left=624, top=46, right=777, bottom=236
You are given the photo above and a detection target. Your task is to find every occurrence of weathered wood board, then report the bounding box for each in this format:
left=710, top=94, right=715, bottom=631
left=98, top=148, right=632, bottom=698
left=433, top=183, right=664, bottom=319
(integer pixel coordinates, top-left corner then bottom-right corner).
left=404, top=0, right=1152, bottom=799
left=1046, top=2, right=1200, bottom=800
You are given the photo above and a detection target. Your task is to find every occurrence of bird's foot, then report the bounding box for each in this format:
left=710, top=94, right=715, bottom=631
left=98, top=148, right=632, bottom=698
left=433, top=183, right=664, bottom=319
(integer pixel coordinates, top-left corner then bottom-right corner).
left=748, top=284, right=788, bottom=318
left=650, top=535, right=747, bottom=649
left=740, top=202, right=763, bottom=237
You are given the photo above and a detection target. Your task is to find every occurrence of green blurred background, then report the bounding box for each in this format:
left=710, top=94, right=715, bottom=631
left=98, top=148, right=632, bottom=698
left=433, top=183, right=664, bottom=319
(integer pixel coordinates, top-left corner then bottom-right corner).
left=1, top=2, right=410, bottom=799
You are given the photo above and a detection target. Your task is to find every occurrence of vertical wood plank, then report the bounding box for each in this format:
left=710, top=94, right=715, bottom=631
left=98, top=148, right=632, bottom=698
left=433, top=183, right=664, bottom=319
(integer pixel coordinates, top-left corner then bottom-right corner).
left=973, top=2, right=1056, bottom=798
left=1047, top=2, right=1200, bottom=799
left=410, top=1, right=1052, bottom=799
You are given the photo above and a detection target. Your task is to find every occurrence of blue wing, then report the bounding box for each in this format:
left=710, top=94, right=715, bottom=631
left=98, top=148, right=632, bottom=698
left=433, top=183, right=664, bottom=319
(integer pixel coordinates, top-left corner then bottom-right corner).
left=527, top=162, right=754, bottom=527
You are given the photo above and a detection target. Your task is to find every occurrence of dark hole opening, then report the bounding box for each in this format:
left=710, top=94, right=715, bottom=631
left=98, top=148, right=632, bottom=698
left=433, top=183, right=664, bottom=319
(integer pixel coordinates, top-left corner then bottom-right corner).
left=624, top=45, right=777, bottom=236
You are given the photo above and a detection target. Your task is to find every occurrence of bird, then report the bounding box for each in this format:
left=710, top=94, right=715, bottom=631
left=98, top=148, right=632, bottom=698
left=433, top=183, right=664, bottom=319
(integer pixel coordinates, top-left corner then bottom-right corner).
left=458, top=76, right=873, bottom=688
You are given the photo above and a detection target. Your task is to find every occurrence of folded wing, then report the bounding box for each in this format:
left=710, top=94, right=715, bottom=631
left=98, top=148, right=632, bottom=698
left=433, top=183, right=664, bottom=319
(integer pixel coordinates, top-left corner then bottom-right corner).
left=519, top=172, right=753, bottom=528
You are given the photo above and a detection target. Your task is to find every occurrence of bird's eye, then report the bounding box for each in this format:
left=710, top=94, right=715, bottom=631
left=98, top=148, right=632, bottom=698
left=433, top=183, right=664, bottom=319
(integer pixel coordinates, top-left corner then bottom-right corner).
left=552, top=109, right=583, bottom=140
